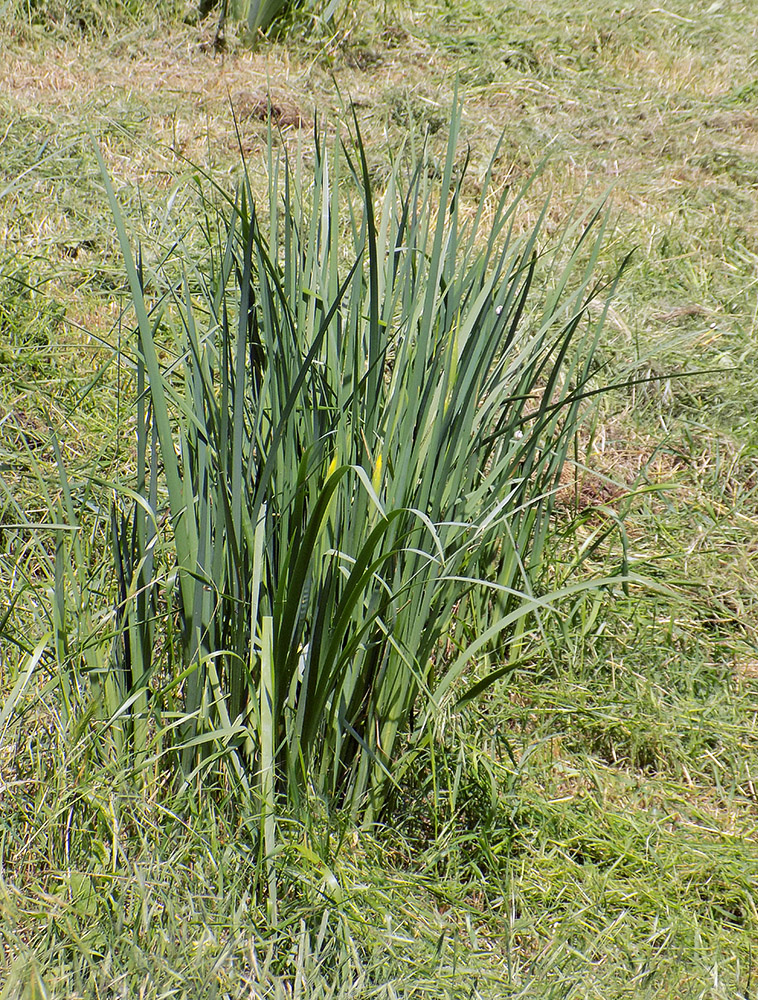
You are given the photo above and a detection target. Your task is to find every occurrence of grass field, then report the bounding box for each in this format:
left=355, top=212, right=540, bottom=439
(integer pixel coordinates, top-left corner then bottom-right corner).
left=2, top=1, right=758, bottom=997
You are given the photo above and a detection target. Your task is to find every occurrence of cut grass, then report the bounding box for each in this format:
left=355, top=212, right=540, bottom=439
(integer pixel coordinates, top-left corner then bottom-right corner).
left=2, top=0, right=758, bottom=996
left=3, top=618, right=757, bottom=997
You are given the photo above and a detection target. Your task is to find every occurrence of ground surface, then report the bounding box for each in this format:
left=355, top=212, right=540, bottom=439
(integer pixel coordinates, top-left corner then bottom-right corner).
left=2, top=1, right=758, bottom=997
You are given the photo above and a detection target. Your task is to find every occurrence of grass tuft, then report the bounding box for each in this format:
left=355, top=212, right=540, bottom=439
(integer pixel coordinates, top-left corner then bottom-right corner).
left=82, top=107, right=626, bottom=824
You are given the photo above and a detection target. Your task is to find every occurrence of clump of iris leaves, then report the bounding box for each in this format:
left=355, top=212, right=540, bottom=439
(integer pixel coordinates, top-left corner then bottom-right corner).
left=3, top=106, right=635, bottom=907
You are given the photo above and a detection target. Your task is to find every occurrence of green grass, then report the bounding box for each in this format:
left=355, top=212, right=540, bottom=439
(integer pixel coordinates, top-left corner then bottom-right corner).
left=2, top=0, right=758, bottom=996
